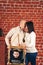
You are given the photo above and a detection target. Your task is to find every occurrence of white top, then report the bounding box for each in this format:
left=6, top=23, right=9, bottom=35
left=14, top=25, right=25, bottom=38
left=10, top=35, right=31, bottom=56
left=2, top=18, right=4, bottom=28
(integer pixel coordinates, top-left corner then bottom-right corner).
left=25, top=31, right=38, bottom=53
left=5, top=26, right=24, bottom=46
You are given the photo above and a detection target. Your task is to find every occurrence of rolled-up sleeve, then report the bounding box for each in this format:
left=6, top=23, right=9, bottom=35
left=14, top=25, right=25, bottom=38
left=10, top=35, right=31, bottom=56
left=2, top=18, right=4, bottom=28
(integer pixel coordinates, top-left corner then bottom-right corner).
left=5, top=28, right=15, bottom=46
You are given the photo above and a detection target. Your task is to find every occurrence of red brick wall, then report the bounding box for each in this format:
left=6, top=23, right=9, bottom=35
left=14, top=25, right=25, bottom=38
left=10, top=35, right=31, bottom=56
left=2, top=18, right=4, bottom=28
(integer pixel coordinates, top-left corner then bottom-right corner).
left=0, top=37, right=5, bottom=65
left=0, top=0, right=43, bottom=65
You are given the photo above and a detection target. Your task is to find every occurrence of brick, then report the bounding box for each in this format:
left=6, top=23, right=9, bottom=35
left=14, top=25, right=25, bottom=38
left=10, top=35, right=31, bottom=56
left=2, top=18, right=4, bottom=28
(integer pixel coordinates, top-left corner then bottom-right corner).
left=0, top=0, right=7, bottom=3
left=0, top=37, right=5, bottom=65
left=40, top=1, right=43, bottom=5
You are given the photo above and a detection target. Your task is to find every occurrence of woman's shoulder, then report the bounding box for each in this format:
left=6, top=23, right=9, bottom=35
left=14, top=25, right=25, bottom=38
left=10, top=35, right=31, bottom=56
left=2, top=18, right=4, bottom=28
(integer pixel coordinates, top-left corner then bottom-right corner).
left=30, top=31, right=36, bottom=37
left=25, top=33, right=29, bottom=36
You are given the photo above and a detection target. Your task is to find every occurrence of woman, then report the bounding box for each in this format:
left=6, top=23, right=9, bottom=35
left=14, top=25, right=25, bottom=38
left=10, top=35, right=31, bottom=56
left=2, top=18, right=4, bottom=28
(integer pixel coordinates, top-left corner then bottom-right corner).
left=24, top=21, right=38, bottom=65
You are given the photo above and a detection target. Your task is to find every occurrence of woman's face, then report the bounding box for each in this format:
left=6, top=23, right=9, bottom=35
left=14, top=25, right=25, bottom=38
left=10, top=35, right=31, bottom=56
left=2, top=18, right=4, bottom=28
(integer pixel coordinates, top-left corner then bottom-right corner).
left=24, top=26, right=28, bottom=32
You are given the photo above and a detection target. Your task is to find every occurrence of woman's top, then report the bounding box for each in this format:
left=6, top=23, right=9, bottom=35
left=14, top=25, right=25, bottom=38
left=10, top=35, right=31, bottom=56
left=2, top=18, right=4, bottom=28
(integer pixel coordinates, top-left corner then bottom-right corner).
left=25, top=31, right=38, bottom=53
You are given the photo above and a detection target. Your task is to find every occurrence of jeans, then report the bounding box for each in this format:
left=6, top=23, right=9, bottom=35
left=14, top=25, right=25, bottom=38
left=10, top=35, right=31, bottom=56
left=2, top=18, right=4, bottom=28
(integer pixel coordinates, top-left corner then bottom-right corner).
left=25, top=53, right=37, bottom=65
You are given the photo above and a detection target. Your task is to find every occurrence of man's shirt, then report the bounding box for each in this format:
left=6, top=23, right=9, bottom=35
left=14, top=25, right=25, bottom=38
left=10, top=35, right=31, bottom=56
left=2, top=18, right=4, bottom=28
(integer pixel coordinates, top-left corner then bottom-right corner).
left=5, top=26, right=24, bottom=46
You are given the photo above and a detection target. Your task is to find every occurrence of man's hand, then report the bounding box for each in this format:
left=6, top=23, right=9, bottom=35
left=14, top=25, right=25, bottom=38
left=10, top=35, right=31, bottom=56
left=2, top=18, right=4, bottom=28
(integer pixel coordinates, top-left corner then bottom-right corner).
left=7, top=45, right=11, bottom=49
left=19, top=43, right=26, bottom=50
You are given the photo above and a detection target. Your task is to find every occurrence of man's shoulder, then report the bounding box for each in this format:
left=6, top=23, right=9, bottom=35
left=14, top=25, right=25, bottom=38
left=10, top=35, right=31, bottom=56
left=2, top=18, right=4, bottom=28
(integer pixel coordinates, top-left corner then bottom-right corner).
left=12, top=26, right=19, bottom=30
left=13, top=26, right=20, bottom=33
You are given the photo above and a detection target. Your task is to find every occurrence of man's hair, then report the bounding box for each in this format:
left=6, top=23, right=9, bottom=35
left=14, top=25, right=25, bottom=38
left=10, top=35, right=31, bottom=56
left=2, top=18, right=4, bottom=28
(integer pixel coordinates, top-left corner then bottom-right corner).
left=25, top=21, right=34, bottom=33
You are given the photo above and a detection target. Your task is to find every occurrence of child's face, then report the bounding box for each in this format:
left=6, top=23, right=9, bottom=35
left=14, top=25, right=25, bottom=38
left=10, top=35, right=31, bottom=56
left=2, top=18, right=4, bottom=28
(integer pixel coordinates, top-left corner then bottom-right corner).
left=13, top=51, right=19, bottom=58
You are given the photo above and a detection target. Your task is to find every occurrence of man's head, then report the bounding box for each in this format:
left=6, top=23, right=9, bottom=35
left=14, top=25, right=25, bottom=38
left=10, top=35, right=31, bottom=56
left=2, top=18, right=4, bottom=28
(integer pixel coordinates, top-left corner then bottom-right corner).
left=19, top=19, right=26, bottom=30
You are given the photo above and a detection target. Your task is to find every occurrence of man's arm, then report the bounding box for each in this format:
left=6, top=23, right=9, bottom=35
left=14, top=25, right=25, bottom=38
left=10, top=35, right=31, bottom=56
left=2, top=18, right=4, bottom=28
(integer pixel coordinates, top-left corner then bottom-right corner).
left=5, top=28, right=15, bottom=47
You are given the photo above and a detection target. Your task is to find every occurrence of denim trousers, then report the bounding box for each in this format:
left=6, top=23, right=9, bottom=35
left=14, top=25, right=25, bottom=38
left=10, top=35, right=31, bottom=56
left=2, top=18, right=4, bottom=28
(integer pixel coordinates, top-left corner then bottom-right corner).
left=25, top=52, right=37, bottom=65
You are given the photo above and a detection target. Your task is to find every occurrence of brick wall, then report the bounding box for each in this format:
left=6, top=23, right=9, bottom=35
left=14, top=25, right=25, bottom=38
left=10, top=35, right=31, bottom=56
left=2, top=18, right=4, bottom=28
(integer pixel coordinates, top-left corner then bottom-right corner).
left=0, top=37, right=5, bottom=65
left=0, top=0, right=43, bottom=65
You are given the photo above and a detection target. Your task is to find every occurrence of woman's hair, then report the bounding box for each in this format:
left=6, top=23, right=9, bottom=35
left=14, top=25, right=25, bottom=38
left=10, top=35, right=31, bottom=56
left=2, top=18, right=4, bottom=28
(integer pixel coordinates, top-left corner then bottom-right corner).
left=25, top=21, right=34, bottom=33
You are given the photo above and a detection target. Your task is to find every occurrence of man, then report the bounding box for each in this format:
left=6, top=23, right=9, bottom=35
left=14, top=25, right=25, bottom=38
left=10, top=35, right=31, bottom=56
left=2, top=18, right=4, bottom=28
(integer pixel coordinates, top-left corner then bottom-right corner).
left=5, top=19, right=26, bottom=49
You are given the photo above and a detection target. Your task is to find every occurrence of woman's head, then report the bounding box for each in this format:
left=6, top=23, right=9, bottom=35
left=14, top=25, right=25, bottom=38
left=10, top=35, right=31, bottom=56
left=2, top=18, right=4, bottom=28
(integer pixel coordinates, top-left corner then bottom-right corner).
left=24, top=21, right=34, bottom=33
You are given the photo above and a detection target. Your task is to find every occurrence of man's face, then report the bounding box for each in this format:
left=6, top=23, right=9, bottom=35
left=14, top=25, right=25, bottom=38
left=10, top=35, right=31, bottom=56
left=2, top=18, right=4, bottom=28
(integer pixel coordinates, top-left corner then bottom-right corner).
left=20, top=20, right=26, bottom=30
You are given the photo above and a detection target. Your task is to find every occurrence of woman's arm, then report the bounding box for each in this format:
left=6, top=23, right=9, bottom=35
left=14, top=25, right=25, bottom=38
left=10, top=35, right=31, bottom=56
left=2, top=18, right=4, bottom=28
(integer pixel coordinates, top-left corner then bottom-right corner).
left=26, top=32, right=36, bottom=48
